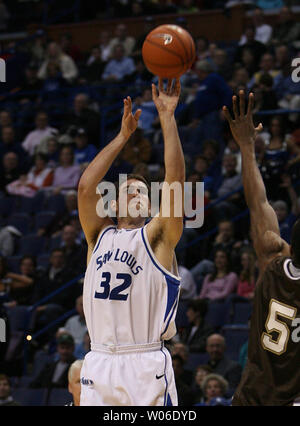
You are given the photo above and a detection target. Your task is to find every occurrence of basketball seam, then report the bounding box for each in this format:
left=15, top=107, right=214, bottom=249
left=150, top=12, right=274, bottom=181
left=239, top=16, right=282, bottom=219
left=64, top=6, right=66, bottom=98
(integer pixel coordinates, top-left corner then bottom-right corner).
left=165, top=27, right=189, bottom=64
left=144, top=39, right=184, bottom=65
left=141, top=60, right=184, bottom=69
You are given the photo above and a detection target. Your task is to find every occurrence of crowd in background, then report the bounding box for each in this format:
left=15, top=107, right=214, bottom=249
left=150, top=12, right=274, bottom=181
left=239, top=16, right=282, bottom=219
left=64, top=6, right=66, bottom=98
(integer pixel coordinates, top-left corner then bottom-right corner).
left=0, top=0, right=300, bottom=406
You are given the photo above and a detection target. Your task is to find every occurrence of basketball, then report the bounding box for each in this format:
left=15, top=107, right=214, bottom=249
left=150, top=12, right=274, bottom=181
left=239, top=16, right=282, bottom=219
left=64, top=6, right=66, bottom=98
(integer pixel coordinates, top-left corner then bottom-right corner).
left=142, top=24, right=196, bottom=79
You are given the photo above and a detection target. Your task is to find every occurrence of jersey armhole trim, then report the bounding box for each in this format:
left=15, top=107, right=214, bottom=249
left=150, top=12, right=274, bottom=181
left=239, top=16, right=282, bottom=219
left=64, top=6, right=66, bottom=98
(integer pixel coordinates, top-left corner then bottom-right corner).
left=141, top=226, right=181, bottom=283
left=93, top=226, right=116, bottom=254
left=283, top=258, right=300, bottom=281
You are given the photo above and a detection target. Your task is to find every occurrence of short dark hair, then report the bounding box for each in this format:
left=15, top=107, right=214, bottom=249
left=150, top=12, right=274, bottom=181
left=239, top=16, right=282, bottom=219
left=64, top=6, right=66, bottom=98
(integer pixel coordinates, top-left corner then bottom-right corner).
left=20, top=255, right=36, bottom=268
left=51, top=248, right=65, bottom=256
left=187, top=299, right=208, bottom=317
left=114, top=173, right=151, bottom=201
left=291, top=219, right=300, bottom=267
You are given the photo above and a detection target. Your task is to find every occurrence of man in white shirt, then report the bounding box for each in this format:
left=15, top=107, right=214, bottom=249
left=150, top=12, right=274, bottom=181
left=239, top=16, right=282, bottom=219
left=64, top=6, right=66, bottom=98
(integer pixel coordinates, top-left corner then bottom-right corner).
left=239, top=8, right=272, bottom=46
left=22, top=111, right=57, bottom=156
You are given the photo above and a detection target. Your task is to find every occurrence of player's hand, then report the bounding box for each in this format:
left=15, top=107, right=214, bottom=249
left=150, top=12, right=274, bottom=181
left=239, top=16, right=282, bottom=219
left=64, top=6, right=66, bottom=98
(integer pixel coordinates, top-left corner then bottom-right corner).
left=223, top=90, right=263, bottom=147
left=120, top=96, right=142, bottom=140
left=152, top=78, right=181, bottom=116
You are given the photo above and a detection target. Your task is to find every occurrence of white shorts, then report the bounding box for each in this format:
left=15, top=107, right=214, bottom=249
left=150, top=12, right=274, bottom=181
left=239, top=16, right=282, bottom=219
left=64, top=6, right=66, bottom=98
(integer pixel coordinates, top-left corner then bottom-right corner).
left=80, top=342, right=177, bottom=406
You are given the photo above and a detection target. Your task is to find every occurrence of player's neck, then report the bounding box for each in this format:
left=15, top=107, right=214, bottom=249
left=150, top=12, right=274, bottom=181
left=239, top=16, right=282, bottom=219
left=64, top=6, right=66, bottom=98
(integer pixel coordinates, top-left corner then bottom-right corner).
left=117, top=217, right=146, bottom=230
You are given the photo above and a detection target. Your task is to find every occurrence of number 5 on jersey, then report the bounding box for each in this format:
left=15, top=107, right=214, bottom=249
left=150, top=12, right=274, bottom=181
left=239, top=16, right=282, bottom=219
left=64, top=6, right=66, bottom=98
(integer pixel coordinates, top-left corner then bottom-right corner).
left=94, top=271, right=132, bottom=301
left=261, top=299, right=297, bottom=355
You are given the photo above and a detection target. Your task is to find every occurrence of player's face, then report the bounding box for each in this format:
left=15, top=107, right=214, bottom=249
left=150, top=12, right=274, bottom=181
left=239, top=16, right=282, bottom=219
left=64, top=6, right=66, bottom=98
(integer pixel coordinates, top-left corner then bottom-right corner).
left=117, top=179, right=150, bottom=220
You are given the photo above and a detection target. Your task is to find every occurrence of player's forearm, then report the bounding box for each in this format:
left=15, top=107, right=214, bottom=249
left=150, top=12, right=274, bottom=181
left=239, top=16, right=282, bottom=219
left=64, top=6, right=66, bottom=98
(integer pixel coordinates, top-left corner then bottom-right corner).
left=240, top=145, right=268, bottom=211
left=78, top=132, right=128, bottom=192
left=160, top=115, right=185, bottom=181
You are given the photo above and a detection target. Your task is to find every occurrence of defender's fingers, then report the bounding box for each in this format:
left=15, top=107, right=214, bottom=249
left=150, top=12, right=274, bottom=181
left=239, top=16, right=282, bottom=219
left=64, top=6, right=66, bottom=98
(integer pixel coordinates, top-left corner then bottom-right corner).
left=222, top=106, right=233, bottom=124
left=134, top=109, right=142, bottom=121
left=247, top=92, right=255, bottom=117
left=255, top=123, right=263, bottom=132
left=151, top=83, right=158, bottom=100
left=232, top=95, right=239, bottom=119
left=239, top=90, right=245, bottom=117
left=123, top=98, right=129, bottom=116
left=126, top=96, right=132, bottom=112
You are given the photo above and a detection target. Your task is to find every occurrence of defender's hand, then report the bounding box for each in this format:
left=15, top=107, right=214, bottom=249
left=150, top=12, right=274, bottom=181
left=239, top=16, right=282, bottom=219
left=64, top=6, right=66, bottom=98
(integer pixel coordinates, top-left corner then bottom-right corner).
left=120, top=96, right=142, bottom=140
left=152, top=78, right=181, bottom=117
left=223, top=90, right=263, bottom=147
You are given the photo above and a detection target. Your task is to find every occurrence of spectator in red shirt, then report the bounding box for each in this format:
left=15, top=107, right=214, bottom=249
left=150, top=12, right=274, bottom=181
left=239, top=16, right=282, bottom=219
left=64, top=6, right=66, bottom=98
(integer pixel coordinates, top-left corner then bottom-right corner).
left=237, top=248, right=257, bottom=300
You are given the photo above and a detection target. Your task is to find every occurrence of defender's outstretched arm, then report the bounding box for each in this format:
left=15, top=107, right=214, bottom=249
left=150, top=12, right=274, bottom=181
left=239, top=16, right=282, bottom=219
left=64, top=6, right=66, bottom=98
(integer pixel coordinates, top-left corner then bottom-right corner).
left=223, top=91, right=289, bottom=272
left=78, top=97, right=141, bottom=253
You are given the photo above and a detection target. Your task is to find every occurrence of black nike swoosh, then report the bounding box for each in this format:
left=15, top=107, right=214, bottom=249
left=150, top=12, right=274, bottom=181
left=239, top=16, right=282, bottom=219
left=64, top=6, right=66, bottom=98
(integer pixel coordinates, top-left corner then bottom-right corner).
left=156, top=374, right=165, bottom=380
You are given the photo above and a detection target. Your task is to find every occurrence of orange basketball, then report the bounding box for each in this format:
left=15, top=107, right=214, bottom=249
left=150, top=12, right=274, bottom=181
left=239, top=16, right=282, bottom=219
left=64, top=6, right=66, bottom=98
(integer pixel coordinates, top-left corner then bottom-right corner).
left=142, top=24, right=196, bottom=79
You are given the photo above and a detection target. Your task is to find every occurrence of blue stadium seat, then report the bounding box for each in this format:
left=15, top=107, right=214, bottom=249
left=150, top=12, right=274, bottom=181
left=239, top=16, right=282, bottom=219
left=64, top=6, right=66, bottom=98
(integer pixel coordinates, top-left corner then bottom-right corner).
left=13, top=193, right=45, bottom=215
left=205, top=301, right=229, bottom=329
left=6, top=255, right=22, bottom=273
left=48, top=235, right=62, bottom=252
left=43, top=193, right=65, bottom=213
left=47, top=388, right=72, bottom=406
left=185, top=352, right=209, bottom=371
left=18, top=234, right=46, bottom=256
left=222, top=325, right=249, bottom=362
left=5, top=305, right=30, bottom=332
left=36, top=254, right=50, bottom=270
left=7, top=213, right=31, bottom=235
left=12, top=388, right=47, bottom=406
left=31, top=350, right=54, bottom=378
left=0, top=196, right=15, bottom=217
left=231, top=302, right=252, bottom=325
left=34, top=211, right=56, bottom=232
left=175, top=300, right=189, bottom=328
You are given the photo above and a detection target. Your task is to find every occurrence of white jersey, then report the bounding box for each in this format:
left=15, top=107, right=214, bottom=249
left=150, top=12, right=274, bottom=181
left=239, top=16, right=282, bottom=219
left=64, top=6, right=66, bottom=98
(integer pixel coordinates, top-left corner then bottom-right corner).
left=83, top=224, right=181, bottom=347
left=80, top=224, right=181, bottom=406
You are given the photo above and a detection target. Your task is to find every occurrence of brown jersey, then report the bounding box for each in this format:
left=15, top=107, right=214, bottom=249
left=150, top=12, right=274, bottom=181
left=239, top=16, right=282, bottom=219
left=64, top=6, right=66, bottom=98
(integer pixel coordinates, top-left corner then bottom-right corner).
left=233, top=256, right=300, bottom=406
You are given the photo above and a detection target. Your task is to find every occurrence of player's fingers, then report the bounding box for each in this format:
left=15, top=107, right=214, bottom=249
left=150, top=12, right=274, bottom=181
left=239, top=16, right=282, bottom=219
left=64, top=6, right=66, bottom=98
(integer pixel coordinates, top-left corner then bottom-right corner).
left=134, top=109, right=142, bottom=121
left=166, top=79, right=172, bottom=95
left=239, top=90, right=245, bottom=117
left=174, top=78, right=181, bottom=96
left=232, top=95, right=239, bottom=120
left=127, top=96, right=132, bottom=113
left=247, top=92, right=254, bottom=117
left=158, top=78, right=164, bottom=94
left=222, top=106, right=233, bottom=124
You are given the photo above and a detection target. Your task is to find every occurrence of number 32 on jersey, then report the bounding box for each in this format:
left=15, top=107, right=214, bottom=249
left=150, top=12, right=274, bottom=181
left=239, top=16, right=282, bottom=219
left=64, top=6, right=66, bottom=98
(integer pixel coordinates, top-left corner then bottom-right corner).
left=261, top=299, right=298, bottom=355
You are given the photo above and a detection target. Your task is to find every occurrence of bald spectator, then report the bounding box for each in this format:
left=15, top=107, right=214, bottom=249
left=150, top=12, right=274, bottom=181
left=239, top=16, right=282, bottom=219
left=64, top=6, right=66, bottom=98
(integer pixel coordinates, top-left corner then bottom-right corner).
left=63, top=296, right=87, bottom=345
left=38, top=42, right=78, bottom=83
left=108, top=23, right=135, bottom=57
left=67, top=360, right=83, bottom=406
left=206, top=334, right=242, bottom=390
left=22, top=111, right=58, bottom=156
left=63, top=93, right=100, bottom=143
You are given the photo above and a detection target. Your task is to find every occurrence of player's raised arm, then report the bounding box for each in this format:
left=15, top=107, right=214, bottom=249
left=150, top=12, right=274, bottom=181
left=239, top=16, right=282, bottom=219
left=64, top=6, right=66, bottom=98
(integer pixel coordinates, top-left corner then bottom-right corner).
left=223, top=90, right=290, bottom=272
left=147, top=78, right=185, bottom=250
left=78, top=97, right=141, bottom=252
